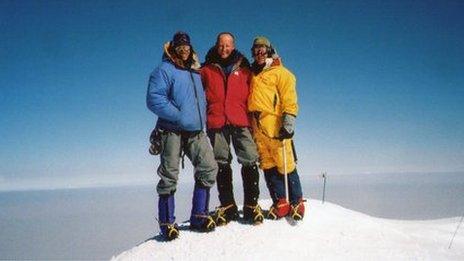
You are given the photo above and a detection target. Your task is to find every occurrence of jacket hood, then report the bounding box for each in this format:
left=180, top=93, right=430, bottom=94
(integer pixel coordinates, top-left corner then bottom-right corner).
left=203, top=47, right=250, bottom=70
left=162, top=42, right=201, bottom=71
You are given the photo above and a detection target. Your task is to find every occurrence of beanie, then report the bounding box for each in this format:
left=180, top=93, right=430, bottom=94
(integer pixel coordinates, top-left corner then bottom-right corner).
left=172, top=31, right=191, bottom=47
left=252, top=36, right=271, bottom=47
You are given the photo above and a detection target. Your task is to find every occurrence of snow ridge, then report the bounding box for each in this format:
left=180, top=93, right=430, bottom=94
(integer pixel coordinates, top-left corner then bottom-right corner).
left=112, top=199, right=464, bottom=260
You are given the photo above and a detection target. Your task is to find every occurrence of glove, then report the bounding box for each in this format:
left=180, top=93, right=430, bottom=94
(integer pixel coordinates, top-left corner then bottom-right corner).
left=278, top=113, right=296, bottom=140
left=149, top=128, right=162, bottom=155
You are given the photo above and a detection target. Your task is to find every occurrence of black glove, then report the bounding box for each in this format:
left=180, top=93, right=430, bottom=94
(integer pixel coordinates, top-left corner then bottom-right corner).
left=278, top=113, right=296, bottom=140
left=279, top=126, right=294, bottom=140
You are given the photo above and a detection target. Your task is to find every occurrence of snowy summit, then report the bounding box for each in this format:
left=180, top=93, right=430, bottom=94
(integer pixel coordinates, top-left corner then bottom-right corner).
left=113, top=199, right=463, bottom=260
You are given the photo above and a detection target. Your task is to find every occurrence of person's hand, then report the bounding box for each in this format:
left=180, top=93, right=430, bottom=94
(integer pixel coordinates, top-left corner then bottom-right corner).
left=278, top=113, right=296, bottom=140
left=149, top=128, right=162, bottom=155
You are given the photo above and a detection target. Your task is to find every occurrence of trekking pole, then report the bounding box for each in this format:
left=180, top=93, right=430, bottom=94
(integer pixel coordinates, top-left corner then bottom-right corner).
left=282, top=139, right=289, bottom=202
left=322, top=172, right=327, bottom=204
left=448, top=214, right=464, bottom=249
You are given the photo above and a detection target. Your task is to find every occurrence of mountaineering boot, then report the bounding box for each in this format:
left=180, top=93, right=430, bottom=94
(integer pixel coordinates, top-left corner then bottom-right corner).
left=265, top=168, right=288, bottom=219
left=243, top=204, right=264, bottom=225
left=158, top=193, right=179, bottom=241
left=214, top=203, right=239, bottom=226
left=190, top=183, right=216, bottom=232
left=241, top=164, right=264, bottom=225
left=290, top=197, right=306, bottom=221
left=214, top=164, right=239, bottom=226
left=263, top=167, right=278, bottom=205
left=267, top=198, right=290, bottom=220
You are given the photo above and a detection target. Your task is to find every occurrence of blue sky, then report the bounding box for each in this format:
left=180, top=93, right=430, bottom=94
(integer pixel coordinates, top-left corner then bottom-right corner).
left=1, top=0, right=463, bottom=190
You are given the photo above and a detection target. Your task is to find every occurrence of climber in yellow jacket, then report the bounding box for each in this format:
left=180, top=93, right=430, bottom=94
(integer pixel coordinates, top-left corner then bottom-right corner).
left=248, top=36, right=305, bottom=221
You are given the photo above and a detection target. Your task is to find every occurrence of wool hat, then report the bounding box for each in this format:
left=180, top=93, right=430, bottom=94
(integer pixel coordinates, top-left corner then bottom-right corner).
left=252, top=36, right=271, bottom=47
left=172, top=31, right=191, bottom=47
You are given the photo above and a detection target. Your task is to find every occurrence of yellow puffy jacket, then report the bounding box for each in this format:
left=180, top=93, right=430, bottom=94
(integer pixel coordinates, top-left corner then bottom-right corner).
left=248, top=59, right=298, bottom=138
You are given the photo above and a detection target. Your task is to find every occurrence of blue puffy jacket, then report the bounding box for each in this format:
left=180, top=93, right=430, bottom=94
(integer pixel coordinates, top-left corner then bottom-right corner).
left=147, top=44, right=206, bottom=132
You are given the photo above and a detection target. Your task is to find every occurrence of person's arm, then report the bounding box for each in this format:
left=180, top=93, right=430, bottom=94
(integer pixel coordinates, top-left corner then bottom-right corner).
left=146, top=68, right=180, bottom=122
left=278, top=68, right=298, bottom=117
left=278, top=68, right=298, bottom=139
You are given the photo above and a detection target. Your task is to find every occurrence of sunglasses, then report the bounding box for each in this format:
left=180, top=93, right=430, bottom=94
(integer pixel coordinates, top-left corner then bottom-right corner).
left=252, top=45, right=268, bottom=55
left=175, top=45, right=191, bottom=53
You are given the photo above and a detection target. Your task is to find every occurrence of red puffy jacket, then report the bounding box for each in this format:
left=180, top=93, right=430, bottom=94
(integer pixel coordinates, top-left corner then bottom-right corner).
left=201, top=51, right=251, bottom=129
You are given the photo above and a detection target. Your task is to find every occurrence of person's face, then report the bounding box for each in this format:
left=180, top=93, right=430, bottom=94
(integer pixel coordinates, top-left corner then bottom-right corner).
left=216, top=34, right=235, bottom=59
left=175, top=45, right=191, bottom=61
left=252, top=44, right=268, bottom=65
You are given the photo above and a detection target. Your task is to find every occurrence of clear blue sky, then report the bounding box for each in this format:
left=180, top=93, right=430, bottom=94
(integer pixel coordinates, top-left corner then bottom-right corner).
left=1, top=0, right=463, bottom=190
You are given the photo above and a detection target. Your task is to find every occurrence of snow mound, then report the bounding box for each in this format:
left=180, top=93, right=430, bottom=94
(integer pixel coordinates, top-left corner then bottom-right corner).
left=112, top=199, right=463, bottom=260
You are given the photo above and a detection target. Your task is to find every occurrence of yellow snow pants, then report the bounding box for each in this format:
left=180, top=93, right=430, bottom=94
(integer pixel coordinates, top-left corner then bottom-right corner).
left=253, top=129, right=296, bottom=175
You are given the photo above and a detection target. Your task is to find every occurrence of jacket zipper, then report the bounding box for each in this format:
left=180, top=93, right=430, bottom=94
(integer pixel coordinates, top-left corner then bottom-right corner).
left=216, top=64, right=238, bottom=125
left=189, top=71, right=204, bottom=130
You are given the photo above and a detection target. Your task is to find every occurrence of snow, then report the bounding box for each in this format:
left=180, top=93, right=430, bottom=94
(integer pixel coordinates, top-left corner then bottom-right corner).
left=112, top=199, right=464, bottom=260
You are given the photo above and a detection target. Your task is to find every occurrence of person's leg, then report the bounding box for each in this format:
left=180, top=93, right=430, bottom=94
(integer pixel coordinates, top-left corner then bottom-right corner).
left=288, top=168, right=303, bottom=204
left=273, top=139, right=296, bottom=179
left=288, top=168, right=305, bottom=220
left=190, top=182, right=216, bottom=231
left=186, top=131, right=218, bottom=189
left=232, top=127, right=263, bottom=224
left=158, top=193, right=178, bottom=241
left=265, top=138, right=298, bottom=219
left=253, top=130, right=276, bottom=199
left=241, top=164, right=264, bottom=224
left=208, top=128, right=238, bottom=224
left=263, top=167, right=278, bottom=204
left=185, top=132, right=218, bottom=231
left=250, top=132, right=287, bottom=219
left=156, top=131, right=182, bottom=240
left=268, top=137, right=301, bottom=218
left=231, top=127, right=259, bottom=167
left=156, top=131, right=182, bottom=195
left=267, top=171, right=291, bottom=219
left=280, top=139, right=305, bottom=220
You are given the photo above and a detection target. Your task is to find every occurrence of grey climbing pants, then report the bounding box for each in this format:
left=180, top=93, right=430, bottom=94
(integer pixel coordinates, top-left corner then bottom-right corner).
left=156, top=130, right=218, bottom=195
